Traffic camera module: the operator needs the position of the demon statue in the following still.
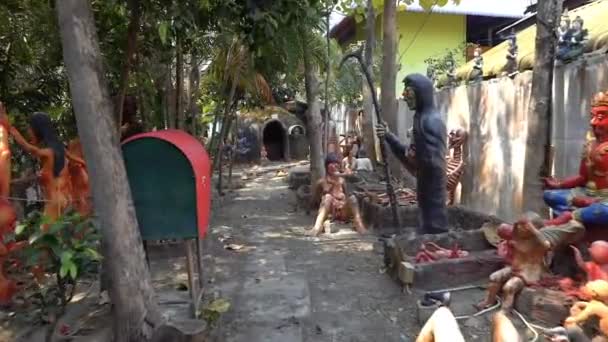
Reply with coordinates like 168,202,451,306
376,74,448,234
544,90,608,229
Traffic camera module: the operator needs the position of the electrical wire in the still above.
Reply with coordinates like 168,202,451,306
400,0,440,58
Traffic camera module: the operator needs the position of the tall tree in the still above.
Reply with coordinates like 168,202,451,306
115,0,140,133
362,0,377,162
522,0,563,213
301,30,326,185
55,1,162,340
380,0,398,176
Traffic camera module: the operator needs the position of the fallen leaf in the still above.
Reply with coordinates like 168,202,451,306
207,298,231,313
225,244,245,251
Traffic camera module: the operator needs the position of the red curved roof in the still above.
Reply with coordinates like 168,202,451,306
122,129,211,238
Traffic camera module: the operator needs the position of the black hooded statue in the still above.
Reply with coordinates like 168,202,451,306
380,73,448,234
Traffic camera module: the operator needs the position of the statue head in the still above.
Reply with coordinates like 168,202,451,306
402,74,435,111
513,211,544,239
448,127,467,149
325,152,341,176
474,46,482,58
590,90,608,141
581,280,608,302
28,112,65,177
572,16,584,31
590,240,608,265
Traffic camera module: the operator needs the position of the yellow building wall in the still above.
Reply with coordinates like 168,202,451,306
352,11,466,91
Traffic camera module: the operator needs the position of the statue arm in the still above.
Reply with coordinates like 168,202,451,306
556,159,588,189
66,151,86,167
310,180,324,209
384,131,417,171
9,126,48,158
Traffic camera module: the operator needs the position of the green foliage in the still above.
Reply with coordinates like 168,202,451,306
337,0,462,23
15,210,101,321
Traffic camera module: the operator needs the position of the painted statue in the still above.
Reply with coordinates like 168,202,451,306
469,46,484,83
556,9,573,61
376,74,448,234
67,138,91,217
0,102,18,306
10,112,71,229
504,30,518,77
557,13,589,63
308,153,366,236
544,90,608,229
444,54,457,88
477,212,584,311
564,280,608,338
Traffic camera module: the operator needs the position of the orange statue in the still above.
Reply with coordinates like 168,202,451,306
308,153,366,236
67,138,91,217
10,112,71,229
477,212,584,311
564,280,608,337
0,102,18,306
573,241,608,282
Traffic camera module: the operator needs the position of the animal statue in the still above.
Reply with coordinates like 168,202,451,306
544,90,608,230
377,74,448,234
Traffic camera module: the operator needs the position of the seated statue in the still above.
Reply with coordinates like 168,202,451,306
477,212,584,311
544,90,608,228
308,153,366,236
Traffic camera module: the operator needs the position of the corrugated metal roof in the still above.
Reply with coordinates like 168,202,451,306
454,0,608,83
405,0,530,18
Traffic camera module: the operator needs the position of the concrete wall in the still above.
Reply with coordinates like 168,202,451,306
394,54,608,221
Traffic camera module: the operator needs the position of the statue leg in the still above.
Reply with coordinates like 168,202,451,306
492,310,521,342
308,194,332,236
347,195,366,234
415,307,465,342
575,203,608,227
477,267,511,309
501,276,525,311
544,189,579,217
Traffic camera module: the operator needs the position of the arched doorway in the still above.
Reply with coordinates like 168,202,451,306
262,120,287,161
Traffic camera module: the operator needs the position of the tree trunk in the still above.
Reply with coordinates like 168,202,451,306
115,0,140,133
302,32,325,186
362,0,377,163
188,54,201,135
55,1,162,341
522,0,562,213
165,65,175,129
175,34,184,130
381,0,399,177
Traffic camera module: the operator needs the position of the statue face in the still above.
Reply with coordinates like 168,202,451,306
591,107,608,140
560,19,570,30
572,20,582,31
402,86,416,110
326,161,339,176
27,127,39,145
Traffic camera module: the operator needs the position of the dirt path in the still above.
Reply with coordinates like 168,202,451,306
204,164,418,342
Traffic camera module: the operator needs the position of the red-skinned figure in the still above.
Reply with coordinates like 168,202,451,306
544,90,608,227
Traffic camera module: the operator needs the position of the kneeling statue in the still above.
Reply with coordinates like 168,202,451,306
308,153,366,236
